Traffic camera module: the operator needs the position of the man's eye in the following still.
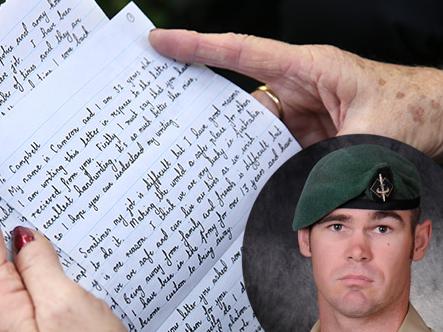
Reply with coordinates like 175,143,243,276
376,225,390,234
329,224,343,231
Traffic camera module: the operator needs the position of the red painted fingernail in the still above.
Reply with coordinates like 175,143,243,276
13,226,35,253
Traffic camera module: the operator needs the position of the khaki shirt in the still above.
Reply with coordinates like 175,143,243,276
310,305,432,332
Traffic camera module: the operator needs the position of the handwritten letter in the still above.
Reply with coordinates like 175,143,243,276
0,3,300,331
0,0,107,117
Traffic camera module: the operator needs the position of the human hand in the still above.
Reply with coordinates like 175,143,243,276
149,29,443,160
0,226,126,332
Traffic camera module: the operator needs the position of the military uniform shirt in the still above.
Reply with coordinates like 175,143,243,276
309,305,432,332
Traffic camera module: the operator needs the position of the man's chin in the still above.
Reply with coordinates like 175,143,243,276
335,291,380,318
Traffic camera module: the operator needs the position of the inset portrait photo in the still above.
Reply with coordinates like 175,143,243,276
243,134,443,332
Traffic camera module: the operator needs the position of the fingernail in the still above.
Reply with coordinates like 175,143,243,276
13,226,35,253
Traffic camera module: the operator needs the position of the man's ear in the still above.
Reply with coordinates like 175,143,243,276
412,219,432,261
298,228,312,257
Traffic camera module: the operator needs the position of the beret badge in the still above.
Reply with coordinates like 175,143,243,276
369,167,394,203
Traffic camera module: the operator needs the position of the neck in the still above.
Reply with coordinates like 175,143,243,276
317,298,410,332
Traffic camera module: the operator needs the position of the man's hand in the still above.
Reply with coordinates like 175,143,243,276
149,29,443,159
0,227,126,332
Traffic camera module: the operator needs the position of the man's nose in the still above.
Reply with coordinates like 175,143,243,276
346,231,373,262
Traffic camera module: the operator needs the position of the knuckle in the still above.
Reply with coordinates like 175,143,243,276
305,44,344,64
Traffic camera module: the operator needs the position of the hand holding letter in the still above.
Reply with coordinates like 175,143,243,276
150,29,443,159
0,227,126,332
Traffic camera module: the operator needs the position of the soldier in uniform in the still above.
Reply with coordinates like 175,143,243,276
293,144,433,332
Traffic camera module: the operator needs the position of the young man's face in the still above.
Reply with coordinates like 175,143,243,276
298,208,431,319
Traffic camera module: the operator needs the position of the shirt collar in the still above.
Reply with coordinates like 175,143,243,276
309,304,432,332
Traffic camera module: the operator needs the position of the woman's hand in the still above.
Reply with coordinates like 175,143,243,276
149,29,443,159
0,226,126,332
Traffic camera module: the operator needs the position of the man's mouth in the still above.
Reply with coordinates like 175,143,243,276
339,274,374,286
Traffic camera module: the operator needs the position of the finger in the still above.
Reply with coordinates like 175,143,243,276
13,227,68,304
0,227,38,332
149,29,303,83
251,90,280,118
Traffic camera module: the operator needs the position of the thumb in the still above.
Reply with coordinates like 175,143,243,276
0,226,38,332
13,228,127,332
13,227,70,306
149,29,303,83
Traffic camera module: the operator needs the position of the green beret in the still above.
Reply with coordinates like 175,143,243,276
292,144,421,230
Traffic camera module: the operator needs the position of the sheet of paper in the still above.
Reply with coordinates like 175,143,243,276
0,0,108,118
0,0,135,327
0,0,108,253
0,2,300,330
